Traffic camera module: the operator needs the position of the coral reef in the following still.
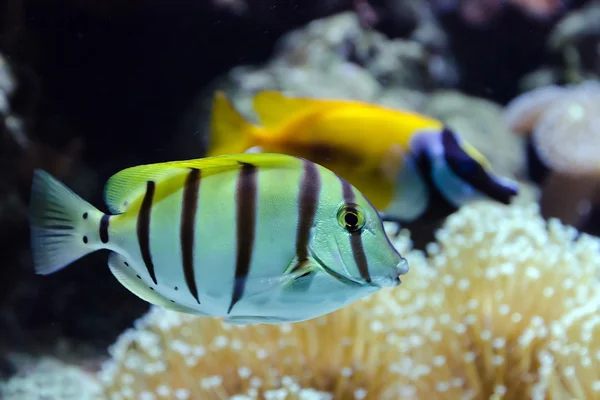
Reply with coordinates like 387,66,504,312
98,201,600,399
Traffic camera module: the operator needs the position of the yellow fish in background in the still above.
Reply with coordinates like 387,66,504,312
207,91,519,224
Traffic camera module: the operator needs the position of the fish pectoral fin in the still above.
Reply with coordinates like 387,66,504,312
223,315,294,325
234,273,301,300
281,257,320,292
107,253,207,315
283,257,319,279
237,259,318,301
103,153,300,213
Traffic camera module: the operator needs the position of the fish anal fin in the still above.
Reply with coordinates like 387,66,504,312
107,253,206,315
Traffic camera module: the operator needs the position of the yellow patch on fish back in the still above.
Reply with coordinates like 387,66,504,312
104,154,302,215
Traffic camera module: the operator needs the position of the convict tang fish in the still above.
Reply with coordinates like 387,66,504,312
29,153,408,324
207,91,519,224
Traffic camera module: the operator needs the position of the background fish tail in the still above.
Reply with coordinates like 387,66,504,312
29,170,106,275
207,91,258,156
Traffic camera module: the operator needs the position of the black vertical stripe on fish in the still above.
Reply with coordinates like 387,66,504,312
339,175,372,283
137,180,158,285
441,127,517,205
181,168,201,304
409,133,457,223
292,159,321,272
228,162,257,314
99,215,110,244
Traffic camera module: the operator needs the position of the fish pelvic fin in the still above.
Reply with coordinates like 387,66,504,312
29,170,107,275
207,91,260,157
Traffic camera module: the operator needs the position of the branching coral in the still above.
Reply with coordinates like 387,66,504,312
99,201,600,399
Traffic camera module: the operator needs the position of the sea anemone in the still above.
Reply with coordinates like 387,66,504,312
504,80,600,229
98,201,600,399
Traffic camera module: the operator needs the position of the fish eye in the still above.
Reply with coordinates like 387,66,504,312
337,203,365,233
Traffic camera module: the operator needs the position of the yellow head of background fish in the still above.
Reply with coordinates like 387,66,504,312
29,153,408,325
207,90,519,223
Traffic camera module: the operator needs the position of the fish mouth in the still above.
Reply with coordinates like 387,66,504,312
310,248,368,288
369,258,408,288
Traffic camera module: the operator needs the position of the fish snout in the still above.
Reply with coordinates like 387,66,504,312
391,257,409,286
372,257,409,288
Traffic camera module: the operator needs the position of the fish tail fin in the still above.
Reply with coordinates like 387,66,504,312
207,91,260,156
29,169,105,275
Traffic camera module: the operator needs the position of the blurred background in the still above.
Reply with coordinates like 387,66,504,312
1,0,600,398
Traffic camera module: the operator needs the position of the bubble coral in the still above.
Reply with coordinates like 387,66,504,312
504,80,600,229
98,200,600,399
0,357,103,400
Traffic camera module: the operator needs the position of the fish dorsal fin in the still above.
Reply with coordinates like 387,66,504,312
207,91,260,157
103,153,301,214
252,91,341,128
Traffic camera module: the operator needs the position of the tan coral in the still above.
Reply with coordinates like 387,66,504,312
505,80,600,176
503,80,600,227
99,202,600,400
